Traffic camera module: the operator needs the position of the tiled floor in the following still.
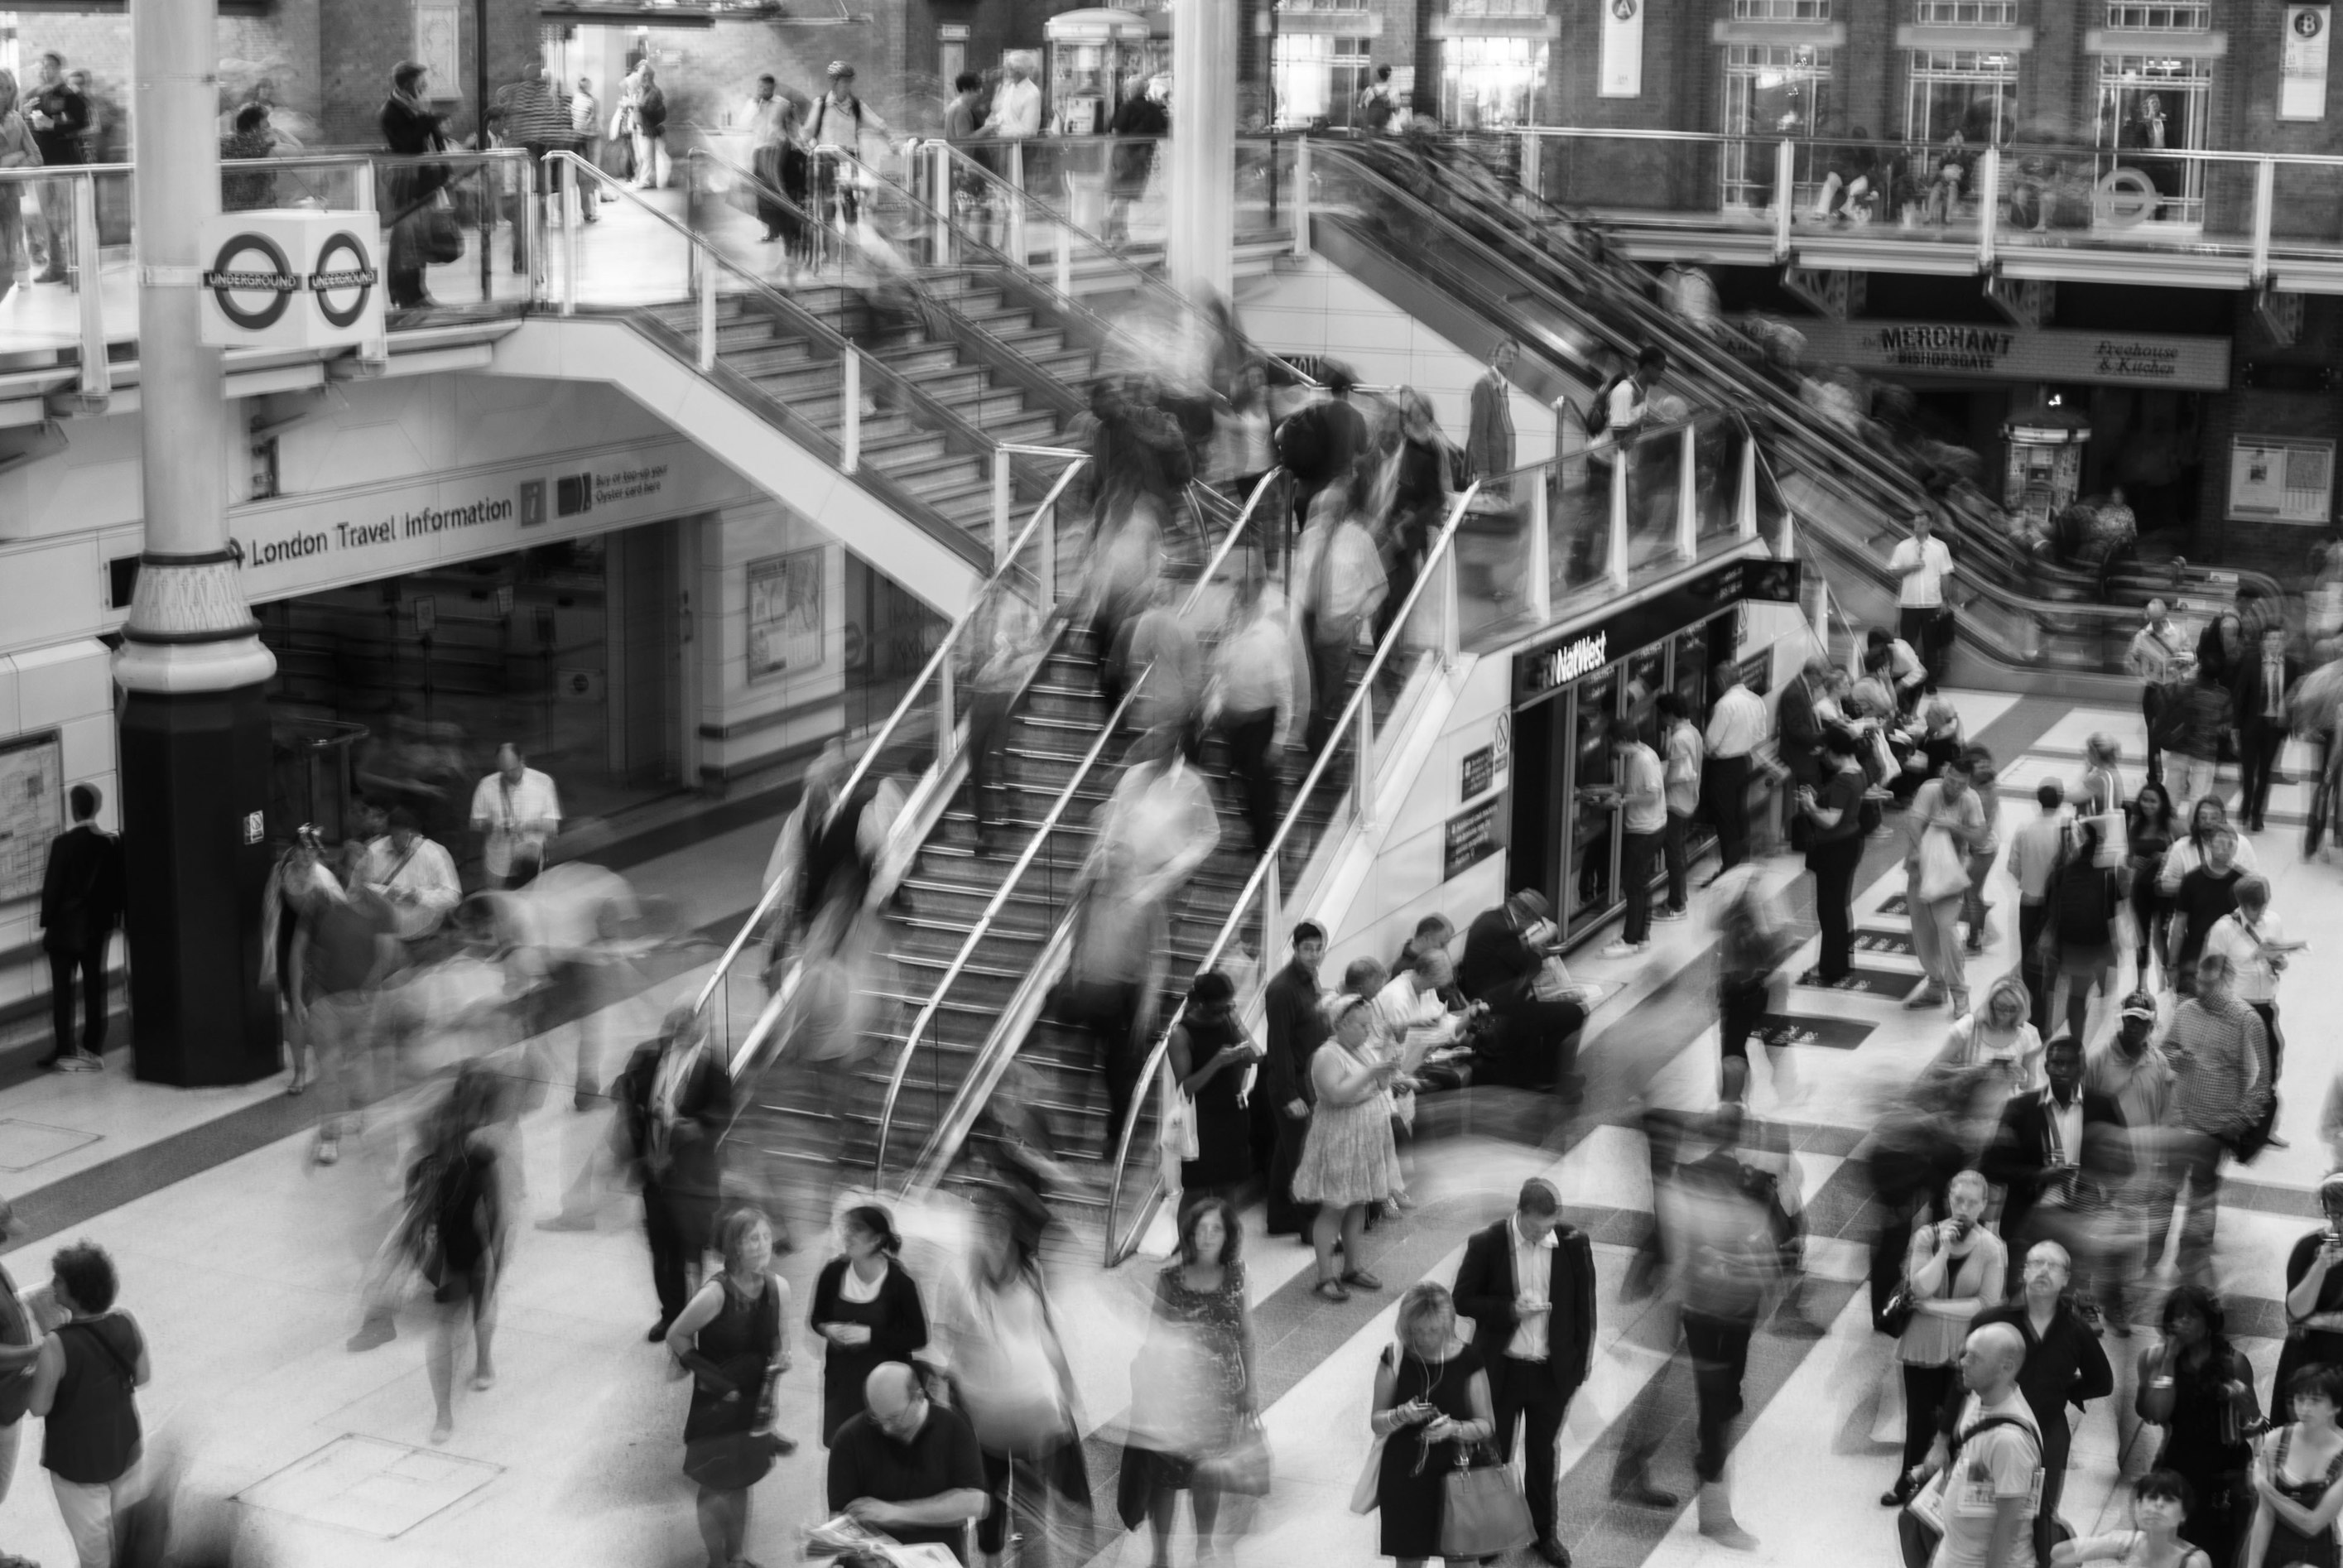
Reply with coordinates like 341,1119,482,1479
0,689,2329,1567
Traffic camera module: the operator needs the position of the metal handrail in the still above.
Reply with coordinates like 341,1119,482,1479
1100,479,1482,1267
686,450,1090,1043
868,465,1285,1183
1504,123,2343,171
917,137,1321,389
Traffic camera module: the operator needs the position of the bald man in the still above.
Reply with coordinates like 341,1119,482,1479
828,1362,988,1563
1922,1322,2042,1568
1946,1241,2111,1562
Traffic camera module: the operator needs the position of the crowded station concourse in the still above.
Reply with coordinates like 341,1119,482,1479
12,1,2343,1566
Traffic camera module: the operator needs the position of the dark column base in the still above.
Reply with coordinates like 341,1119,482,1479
119,682,280,1086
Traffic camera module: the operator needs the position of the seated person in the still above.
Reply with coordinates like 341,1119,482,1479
1456,890,1590,1094
827,1362,989,1564
1389,913,1465,1008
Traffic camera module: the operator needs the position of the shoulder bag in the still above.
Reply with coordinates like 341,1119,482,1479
1198,1413,1273,1496
1917,822,1969,903
1438,1441,1537,1559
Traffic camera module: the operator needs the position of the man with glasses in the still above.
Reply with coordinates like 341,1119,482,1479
829,1362,989,1562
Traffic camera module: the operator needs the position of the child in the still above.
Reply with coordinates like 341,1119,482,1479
2049,1469,2209,1568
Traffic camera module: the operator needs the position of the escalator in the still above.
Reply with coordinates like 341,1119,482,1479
1299,138,2271,676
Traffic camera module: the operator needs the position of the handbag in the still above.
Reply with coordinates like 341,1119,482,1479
1917,824,1968,902
1199,1416,1273,1496
1436,1443,1537,1560
420,192,465,264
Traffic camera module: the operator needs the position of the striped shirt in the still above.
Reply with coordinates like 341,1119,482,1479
505,81,574,147
2165,994,2270,1140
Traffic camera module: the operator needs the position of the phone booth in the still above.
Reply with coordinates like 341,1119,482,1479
1045,8,1171,134
2002,401,2091,535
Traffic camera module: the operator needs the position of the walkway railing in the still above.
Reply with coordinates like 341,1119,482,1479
868,467,1286,1186
1099,480,1482,1267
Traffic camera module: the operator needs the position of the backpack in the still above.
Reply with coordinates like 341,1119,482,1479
1274,406,1327,483
1583,373,1629,439
2052,858,2113,947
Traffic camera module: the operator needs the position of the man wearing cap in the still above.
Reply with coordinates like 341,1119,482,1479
1459,890,1587,1095
2129,599,2187,782
2089,990,2177,1331
1454,1178,1604,1565
1262,921,1330,1239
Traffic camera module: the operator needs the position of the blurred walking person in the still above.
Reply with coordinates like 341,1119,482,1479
2044,820,2124,1046
1210,574,1299,858
38,784,123,1072
2162,953,2273,1287
1903,753,1989,1015
1659,693,1706,921
303,848,400,1166
1794,732,1867,986
2084,989,2175,1331
1167,970,1260,1206
762,740,901,953
811,1205,929,1446
1714,875,1797,1104
670,1208,795,1568
1119,578,1205,761
410,1062,511,1443
940,1198,1091,1568
29,1242,147,1568
621,1006,732,1344
1378,390,1451,645
2204,873,2293,1089
1296,464,1388,755
958,579,1047,854
1083,489,1166,710
1122,1196,1258,1568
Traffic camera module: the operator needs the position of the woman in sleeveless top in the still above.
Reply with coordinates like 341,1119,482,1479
1368,1281,1493,1566
671,1209,794,1568
1295,994,1404,1302
1123,1196,1255,1568
1168,970,1258,1202
2052,1468,2210,1568
2246,1365,2343,1568
1885,1170,2006,1506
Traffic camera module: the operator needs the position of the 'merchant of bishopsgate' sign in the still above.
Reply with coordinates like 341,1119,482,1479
1754,315,2231,391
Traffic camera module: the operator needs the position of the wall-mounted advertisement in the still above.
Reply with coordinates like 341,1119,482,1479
2284,4,2332,121
748,549,826,682
2229,435,2336,525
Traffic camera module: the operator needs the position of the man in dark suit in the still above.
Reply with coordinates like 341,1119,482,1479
2231,624,2301,834
1774,654,1830,795
1259,919,1330,1239
37,784,124,1070
1453,1178,1625,1566
1980,1033,2127,1263
618,1004,733,1342
1458,891,1586,1094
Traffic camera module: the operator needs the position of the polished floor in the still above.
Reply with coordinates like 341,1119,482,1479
0,687,2329,1567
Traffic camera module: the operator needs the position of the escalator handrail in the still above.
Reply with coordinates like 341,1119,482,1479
868,467,1286,1183
686,451,1091,1042
911,137,1321,391
1301,140,2283,615
1101,479,1483,1268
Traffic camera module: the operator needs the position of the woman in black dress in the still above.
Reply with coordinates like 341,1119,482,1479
809,1204,928,1445
378,61,450,309
671,1208,794,1568
1168,970,1259,1204
1369,1281,1495,1566
414,1061,508,1446
2275,1181,2343,1405
2139,1284,2260,1568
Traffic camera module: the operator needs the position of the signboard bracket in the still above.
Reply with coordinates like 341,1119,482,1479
1780,265,1862,322
1983,275,2055,330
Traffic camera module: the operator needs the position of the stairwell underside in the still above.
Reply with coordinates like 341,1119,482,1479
485,315,989,620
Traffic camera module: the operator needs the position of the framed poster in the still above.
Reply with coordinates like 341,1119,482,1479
748,549,825,682
1600,0,1644,97
0,730,65,905
2228,435,2336,525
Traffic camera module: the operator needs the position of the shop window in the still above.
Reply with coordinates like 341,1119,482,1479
1915,0,2015,19
1908,49,2018,150
2095,51,2211,226
1732,0,1829,18
1441,35,1548,129
1448,0,1547,16
1722,44,1832,208
1273,32,1373,129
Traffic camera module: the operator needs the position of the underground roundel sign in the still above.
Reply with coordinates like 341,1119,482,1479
204,231,301,330
197,210,387,349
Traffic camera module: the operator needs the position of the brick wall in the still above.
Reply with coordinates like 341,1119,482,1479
12,12,323,161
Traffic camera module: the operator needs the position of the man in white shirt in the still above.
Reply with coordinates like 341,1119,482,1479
361,806,461,943
1922,1322,2040,1568
1657,692,1703,921
982,55,1042,167
1889,510,1957,682
1702,661,1769,879
1213,583,1299,858
2204,874,2294,1089
1604,726,1668,959
469,743,561,888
